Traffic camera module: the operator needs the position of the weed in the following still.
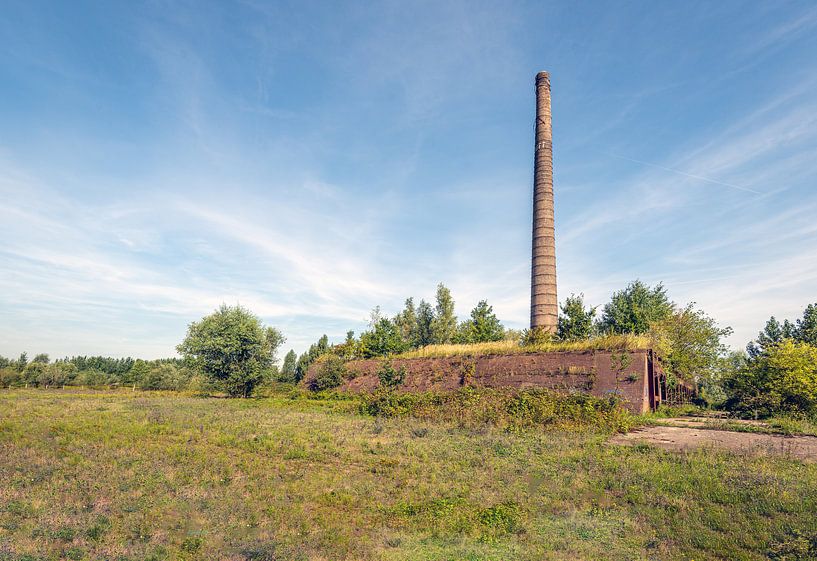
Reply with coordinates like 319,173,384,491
181,536,204,553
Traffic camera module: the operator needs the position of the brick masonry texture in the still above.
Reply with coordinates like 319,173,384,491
305,350,657,413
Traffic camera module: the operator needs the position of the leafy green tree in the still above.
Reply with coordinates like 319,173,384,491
598,280,674,335
724,340,817,415
458,300,505,343
376,361,406,389
127,359,150,386
650,303,733,389
415,300,435,347
294,334,330,382
431,283,457,344
0,356,10,369
16,352,28,372
139,363,184,391
795,303,817,346
177,305,285,397
331,331,362,360
747,316,796,358
294,353,310,382
22,362,45,386
280,350,297,382
0,367,22,388
394,298,418,347
360,318,407,358
32,353,49,364
557,294,596,341
309,355,347,391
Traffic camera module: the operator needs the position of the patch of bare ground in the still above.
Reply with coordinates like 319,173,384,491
610,422,817,462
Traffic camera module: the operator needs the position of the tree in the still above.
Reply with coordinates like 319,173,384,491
177,305,285,397
394,298,418,347
15,352,28,372
431,283,457,344
557,294,596,341
650,303,732,390
360,318,407,358
747,316,795,358
280,350,297,382
376,360,406,389
294,334,330,382
32,353,50,364
294,353,310,383
139,363,185,391
724,340,817,415
598,280,674,335
331,331,361,361
415,300,435,347
127,359,151,386
795,303,817,346
458,300,505,343
309,355,347,391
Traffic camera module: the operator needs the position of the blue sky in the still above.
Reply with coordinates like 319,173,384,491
2,1,817,359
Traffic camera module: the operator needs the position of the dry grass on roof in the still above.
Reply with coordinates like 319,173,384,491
394,333,652,359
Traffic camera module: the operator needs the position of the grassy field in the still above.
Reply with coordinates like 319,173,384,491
1,390,816,560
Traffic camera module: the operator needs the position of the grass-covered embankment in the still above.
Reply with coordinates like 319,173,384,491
1,388,816,560
394,334,650,359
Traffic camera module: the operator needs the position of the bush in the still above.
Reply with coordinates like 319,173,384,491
75,369,114,388
376,361,405,389
309,355,347,391
520,326,556,346
360,387,635,433
724,340,817,416
0,367,22,388
138,364,189,391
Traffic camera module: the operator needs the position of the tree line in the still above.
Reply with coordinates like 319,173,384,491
3,282,815,418
284,283,509,383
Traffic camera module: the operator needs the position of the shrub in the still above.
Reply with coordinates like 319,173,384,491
724,340,817,416
360,387,634,433
76,369,114,388
0,367,22,388
520,326,556,346
309,355,347,391
138,364,186,391
376,361,406,389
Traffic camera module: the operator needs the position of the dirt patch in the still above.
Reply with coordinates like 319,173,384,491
657,417,768,428
610,425,817,462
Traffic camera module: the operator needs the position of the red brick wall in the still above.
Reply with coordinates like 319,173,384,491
305,350,654,413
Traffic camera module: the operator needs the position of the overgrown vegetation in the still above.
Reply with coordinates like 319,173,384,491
309,355,348,391
3,285,815,421
360,387,636,433
1,389,815,560
395,333,651,359
294,283,512,372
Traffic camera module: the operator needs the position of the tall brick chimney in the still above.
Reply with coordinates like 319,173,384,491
530,71,558,332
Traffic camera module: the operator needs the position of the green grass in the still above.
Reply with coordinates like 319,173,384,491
394,334,651,359
1,389,816,560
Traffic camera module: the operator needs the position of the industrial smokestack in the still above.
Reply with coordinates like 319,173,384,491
530,71,558,332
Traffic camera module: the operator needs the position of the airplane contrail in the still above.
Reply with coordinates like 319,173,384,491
607,153,763,195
